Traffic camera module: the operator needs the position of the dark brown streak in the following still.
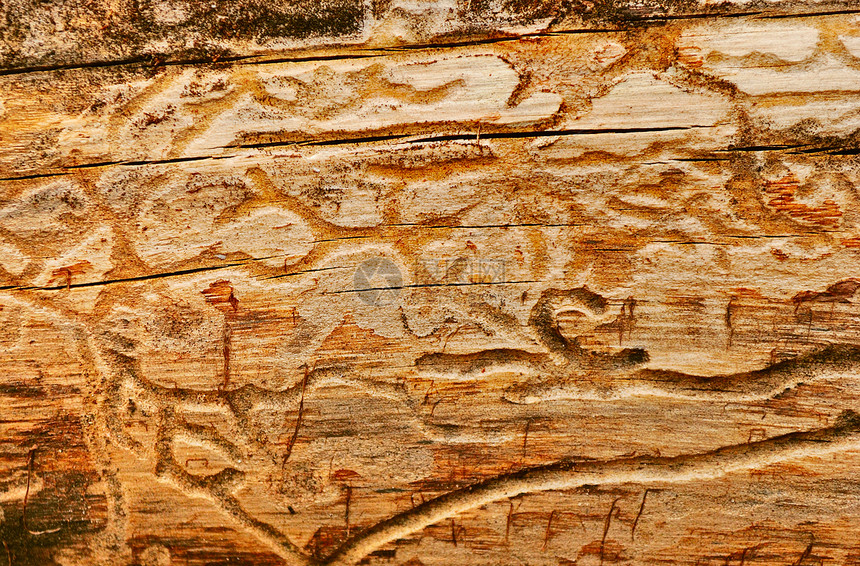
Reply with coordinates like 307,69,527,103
600,497,622,566
505,500,517,544
542,510,557,551
345,485,352,537
18,448,57,538
793,539,814,566
449,518,466,547
725,297,736,349
631,489,652,541
521,420,532,463
422,381,436,405
282,366,310,467
430,398,443,417
21,449,35,533
222,324,232,390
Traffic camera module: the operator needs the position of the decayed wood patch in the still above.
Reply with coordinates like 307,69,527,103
2,5,860,566
3,0,860,72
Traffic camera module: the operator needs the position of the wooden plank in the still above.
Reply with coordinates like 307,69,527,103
1,6,860,566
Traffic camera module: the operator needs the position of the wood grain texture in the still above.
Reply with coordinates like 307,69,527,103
1,3,860,565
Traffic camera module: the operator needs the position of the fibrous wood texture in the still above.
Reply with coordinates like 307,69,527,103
2,2,860,565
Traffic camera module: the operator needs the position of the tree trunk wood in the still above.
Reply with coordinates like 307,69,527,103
1,2,860,565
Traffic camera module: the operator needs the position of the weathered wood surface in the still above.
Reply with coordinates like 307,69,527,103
2,3,860,565
3,0,860,72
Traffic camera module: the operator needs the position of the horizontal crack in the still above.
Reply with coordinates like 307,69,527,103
380,222,585,229
0,154,224,182
237,125,711,151
756,7,860,19
1,6,857,78
0,126,710,182
719,144,811,153
0,263,245,292
0,254,298,292
331,280,538,295
0,50,387,78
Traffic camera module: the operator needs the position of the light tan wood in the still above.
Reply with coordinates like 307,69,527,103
1,4,860,566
